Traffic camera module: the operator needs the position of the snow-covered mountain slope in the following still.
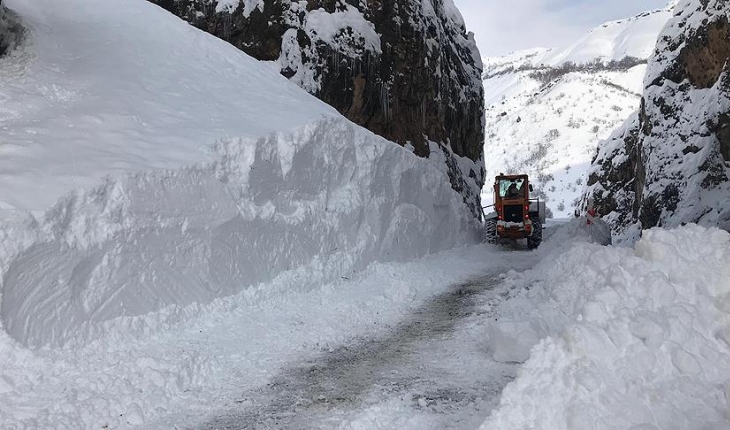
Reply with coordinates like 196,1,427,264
584,0,730,235
481,5,672,218
544,8,673,67
0,0,481,349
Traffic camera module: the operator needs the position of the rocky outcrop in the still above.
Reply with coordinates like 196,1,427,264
584,0,730,233
148,0,485,216
0,0,23,57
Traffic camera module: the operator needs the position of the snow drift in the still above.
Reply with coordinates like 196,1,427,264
482,224,730,430
0,0,481,348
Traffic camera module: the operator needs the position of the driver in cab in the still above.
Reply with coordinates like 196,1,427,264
506,182,521,198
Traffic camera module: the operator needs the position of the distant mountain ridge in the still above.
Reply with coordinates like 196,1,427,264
481,5,672,218
484,4,674,77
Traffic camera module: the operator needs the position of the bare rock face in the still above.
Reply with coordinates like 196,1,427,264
584,0,730,233
148,0,485,217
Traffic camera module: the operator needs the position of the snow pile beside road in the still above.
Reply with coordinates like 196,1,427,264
0,117,480,348
0,0,481,349
541,217,612,252
482,224,730,429
486,218,611,363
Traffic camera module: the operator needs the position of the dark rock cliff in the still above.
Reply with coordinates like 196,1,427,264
0,0,23,57
584,0,730,233
148,0,485,217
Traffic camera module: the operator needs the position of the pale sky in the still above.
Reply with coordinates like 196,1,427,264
452,0,670,57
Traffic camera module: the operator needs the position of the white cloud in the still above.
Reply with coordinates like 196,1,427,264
453,0,670,57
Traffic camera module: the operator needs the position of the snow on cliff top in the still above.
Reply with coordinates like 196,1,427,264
0,0,336,212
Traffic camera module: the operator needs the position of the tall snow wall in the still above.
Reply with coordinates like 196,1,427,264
0,118,482,348
584,0,730,234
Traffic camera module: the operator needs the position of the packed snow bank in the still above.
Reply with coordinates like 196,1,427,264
486,218,611,363
0,118,480,348
482,224,730,429
0,0,481,348
541,216,612,252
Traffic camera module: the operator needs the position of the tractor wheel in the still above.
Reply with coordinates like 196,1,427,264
527,221,542,249
484,218,498,244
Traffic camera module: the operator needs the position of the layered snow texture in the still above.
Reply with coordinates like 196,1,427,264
585,0,730,234
0,0,481,348
481,6,671,218
482,224,730,430
1,119,481,348
0,0,338,212
151,0,486,172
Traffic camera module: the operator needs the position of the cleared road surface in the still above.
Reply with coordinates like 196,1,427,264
196,261,532,430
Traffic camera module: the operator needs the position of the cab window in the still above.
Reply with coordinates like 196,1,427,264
498,179,525,198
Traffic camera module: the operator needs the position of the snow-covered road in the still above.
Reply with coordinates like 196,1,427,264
120,245,540,430
197,272,519,430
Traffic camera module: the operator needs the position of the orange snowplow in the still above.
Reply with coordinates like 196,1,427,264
483,174,546,249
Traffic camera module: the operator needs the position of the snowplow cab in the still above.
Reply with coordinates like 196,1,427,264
483,174,545,249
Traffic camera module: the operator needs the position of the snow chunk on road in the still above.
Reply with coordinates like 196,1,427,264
481,224,730,430
487,320,546,363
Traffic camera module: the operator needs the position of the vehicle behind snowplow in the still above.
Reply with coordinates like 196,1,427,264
483,174,546,249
